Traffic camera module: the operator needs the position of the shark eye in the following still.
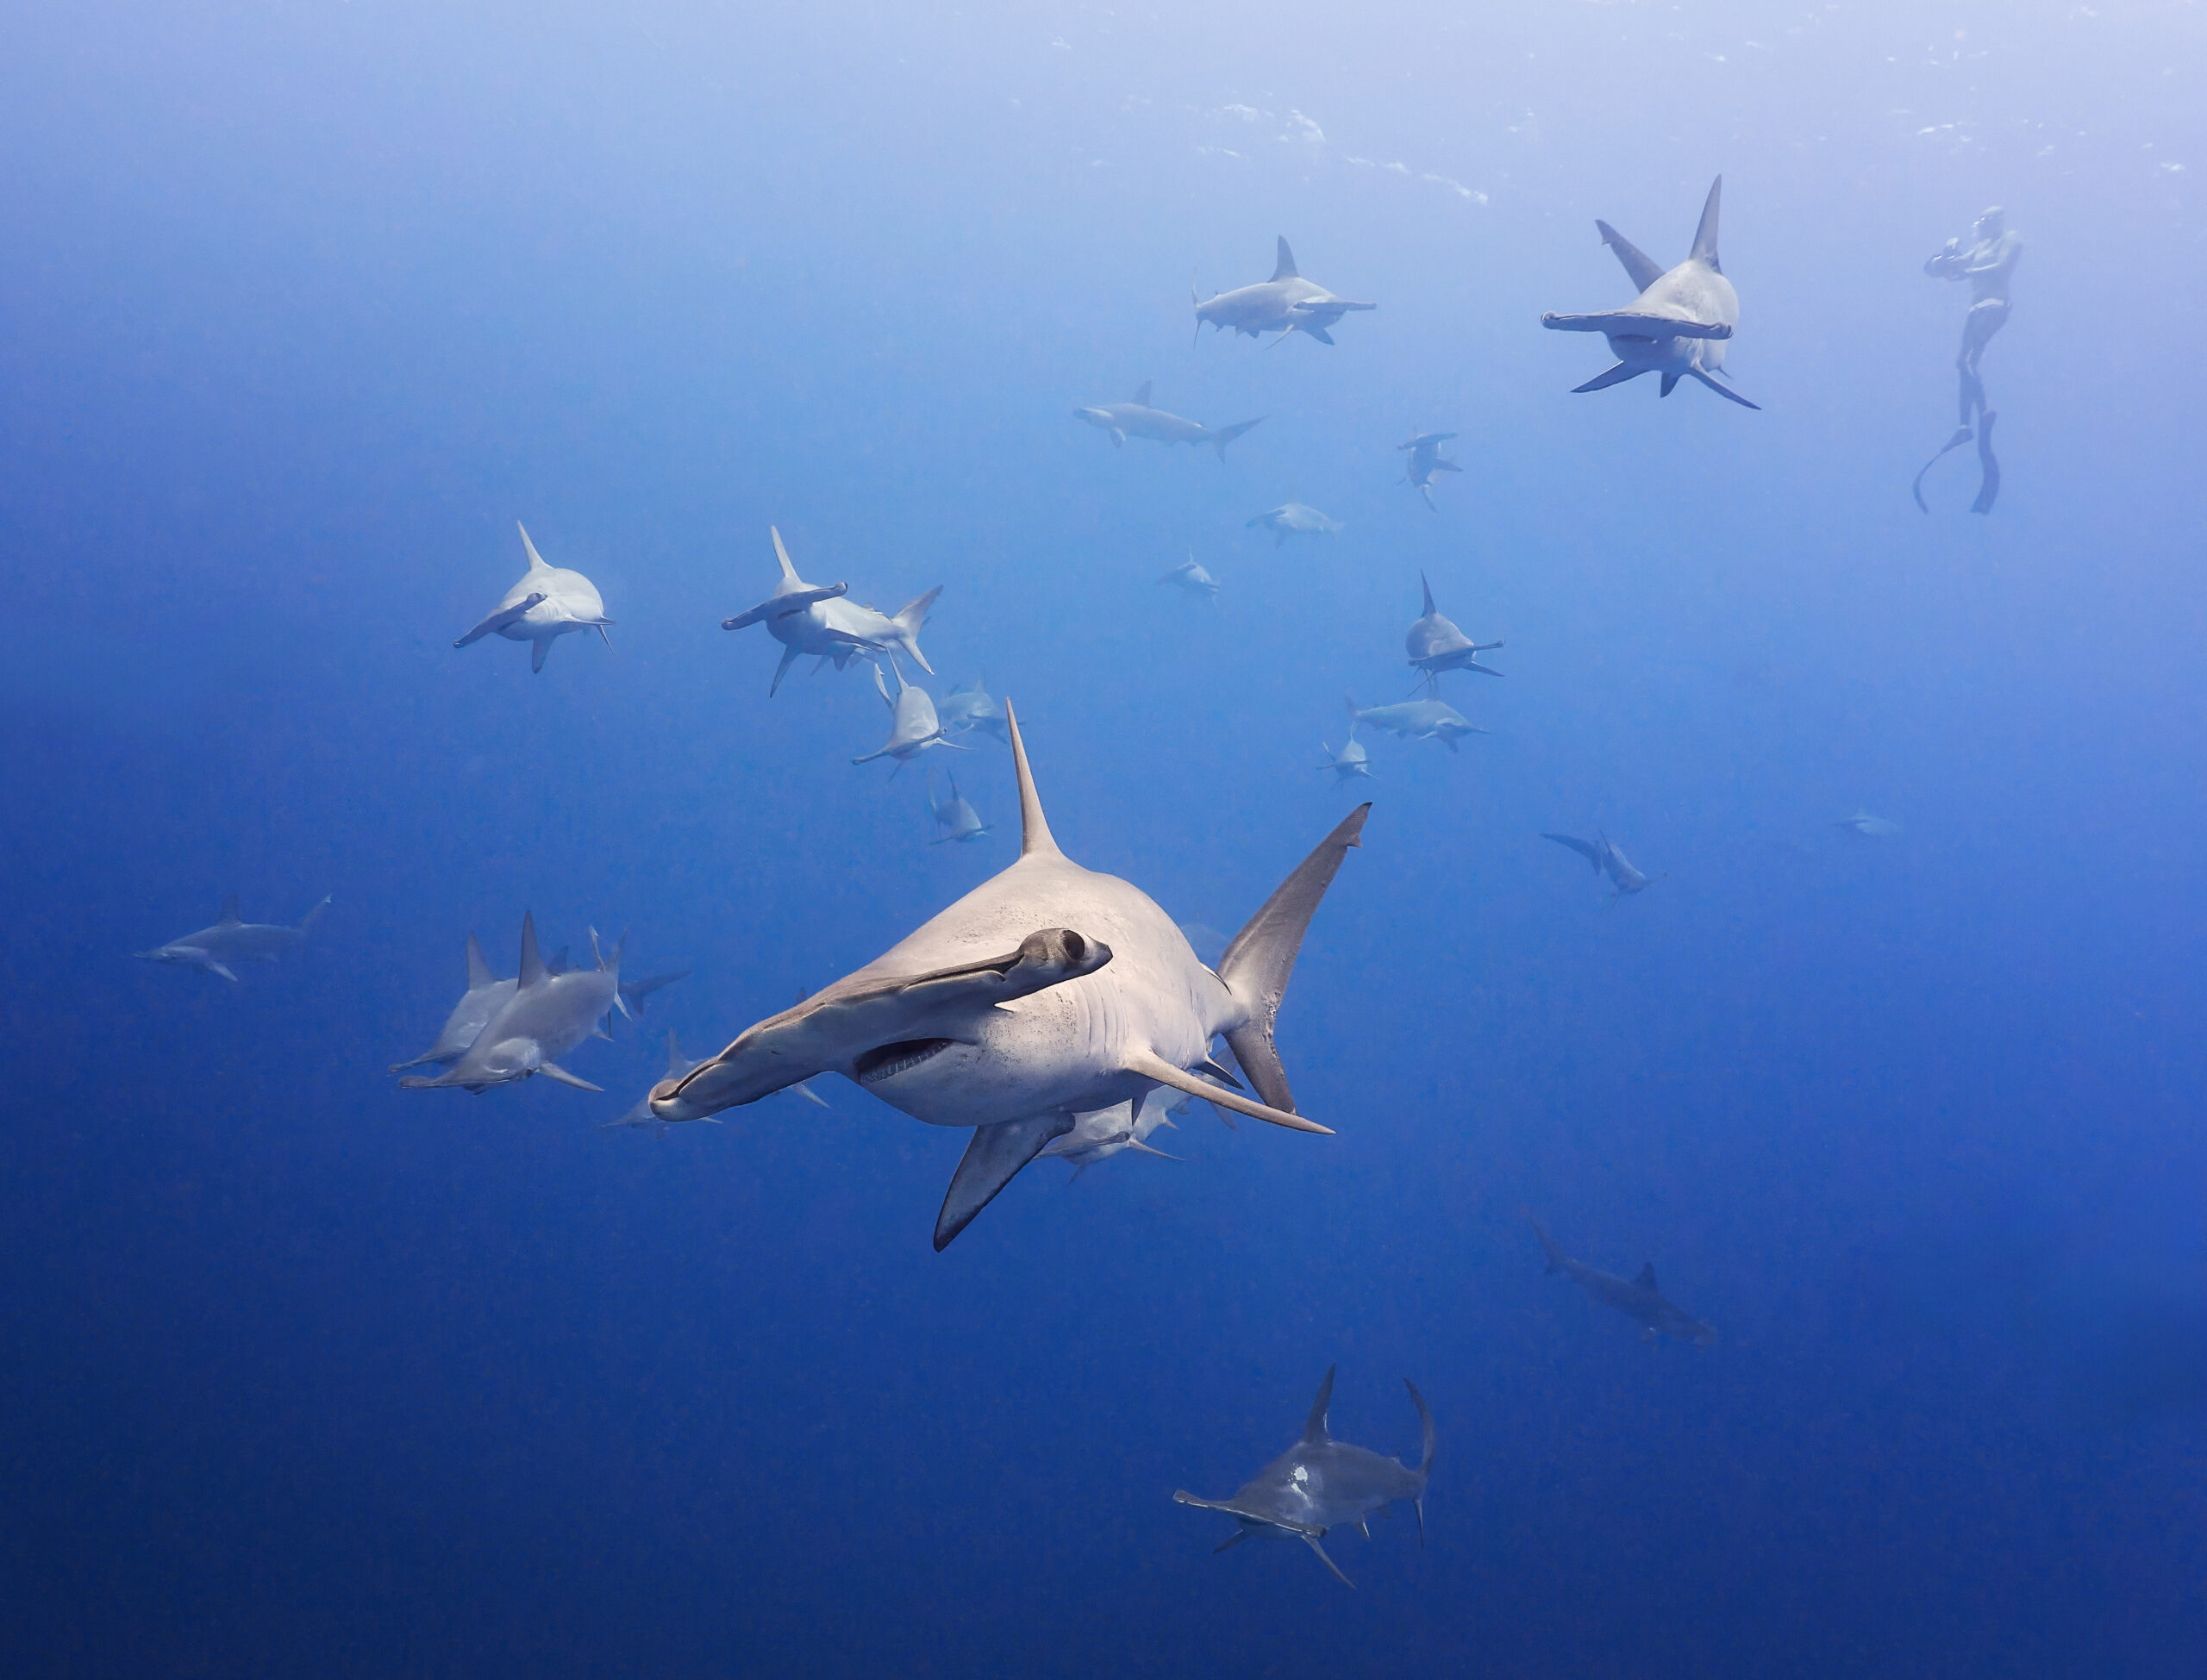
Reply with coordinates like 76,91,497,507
1059,931,1086,964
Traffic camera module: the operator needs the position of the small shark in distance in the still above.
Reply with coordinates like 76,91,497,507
399,915,626,1094
1397,432,1462,509
938,678,1010,743
1160,554,1222,604
1541,177,1759,409
1347,683,1486,753
136,894,330,984
927,769,991,844
1041,1087,1180,1179
1541,830,1659,896
1405,574,1504,681
721,528,939,696
854,657,963,775
1246,501,1343,549
1073,381,1264,460
1523,1208,1716,1346
1194,238,1376,347
1317,711,1373,783
453,523,614,674
391,933,686,1072
1835,809,1902,838
648,703,1370,1249
1175,1365,1435,1588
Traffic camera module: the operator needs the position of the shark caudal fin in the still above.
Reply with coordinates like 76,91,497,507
1522,1205,1566,1273
1303,1364,1336,1444
1271,236,1298,282
464,931,495,991
891,587,941,675
295,896,332,935
1210,417,1265,461
1003,700,1060,859
1689,176,1722,271
1215,804,1370,1115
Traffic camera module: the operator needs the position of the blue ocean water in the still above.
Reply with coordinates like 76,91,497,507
4,2,2204,1672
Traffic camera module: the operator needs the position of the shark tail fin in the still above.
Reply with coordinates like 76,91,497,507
218,893,241,924
770,526,799,582
1271,235,1298,282
464,931,495,990
296,896,332,935
1210,417,1265,461
1522,1204,1566,1273
1405,1377,1435,1477
1690,176,1722,271
1216,804,1370,1114
1303,1364,1336,1443
892,586,941,675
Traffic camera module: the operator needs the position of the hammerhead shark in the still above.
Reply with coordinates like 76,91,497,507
607,1031,827,1135
647,703,1371,1249
1074,381,1264,460
1541,830,1658,896
137,894,330,984
1042,1087,1179,1179
454,523,614,674
1524,1208,1716,1346
1160,555,1222,604
1397,433,1462,509
1541,177,1759,409
399,914,626,1094
938,679,1010,743
1175,1365,1435,1588
722,528,939,696
1195,238,1376,347
927,769,990,844
854,658,962,774
1246,501,1343,548
1405,574,1504,681
1835,809,1902,838
391,932,686,1071
1316,713,1372,783
1347,683,1486,753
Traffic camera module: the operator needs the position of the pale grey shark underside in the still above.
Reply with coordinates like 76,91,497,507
1541,177,1760,409
1835,809,1902,838
1041,1086,1179,1177
649,703,1372,1249
937,678,1010,743
1541,829,1659,896
136,894,330,984
453,523,613,674
1160,554,1222,603
1524,1207,1716,1346
1175,1365,1435,1588
1195,238,1376,347
1074,381,1264,460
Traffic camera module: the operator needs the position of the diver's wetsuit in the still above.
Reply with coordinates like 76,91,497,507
1917,209,2022,514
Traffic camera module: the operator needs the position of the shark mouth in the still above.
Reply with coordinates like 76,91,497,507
853,1038,960,1085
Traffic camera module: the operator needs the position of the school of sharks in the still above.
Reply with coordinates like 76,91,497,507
137,179,1923,1592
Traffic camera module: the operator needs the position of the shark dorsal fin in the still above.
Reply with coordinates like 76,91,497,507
464,931,494,990
217,893,241,924
1132,379,1154,407
1004,700,1060,859
1302,1364,1336,1443
1420,571,1437,618
516,521,551,572
1689,176,1722,272
1636,1261,1658,1293
664,1028,685,1077
769,526,799,583
1271,236,1298,282
516,911,547,990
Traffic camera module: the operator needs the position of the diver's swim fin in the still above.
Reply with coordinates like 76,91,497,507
1911,427,1975,512
1969,411,2000,515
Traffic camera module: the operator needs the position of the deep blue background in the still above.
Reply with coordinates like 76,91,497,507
4,3,2204,1673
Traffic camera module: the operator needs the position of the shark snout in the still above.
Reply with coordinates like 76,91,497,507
1072,407,1111,427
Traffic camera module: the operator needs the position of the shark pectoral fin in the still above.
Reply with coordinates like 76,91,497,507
1303,325,1336,346
1126,1140,1181,1160
1569,363,1646,394
538,1063,603,1093
725,584,846,631
208,961,240,984
531,638,550,674
790,1081,831,1109
1110,428,1124,447
1124,1050,1331,1135
1212,1529,1251,1555
1304,1534,1355,1588
1688,368,1761,410
453,592,548,648
934,1111,1077,1251
1660,372,1679,397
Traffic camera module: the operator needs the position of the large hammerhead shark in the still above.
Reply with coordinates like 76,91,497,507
1196,238,1376,347
648,704,1371,1248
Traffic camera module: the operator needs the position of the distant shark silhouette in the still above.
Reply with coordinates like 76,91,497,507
1160,554,1222,604
391,932,685,1072
136,894,330,984
1524,1208,1716,1346
399,914,626,1094
1542,177,1759,409
1074,381,1264,460
1246,501,1343,548
1195,238,1376,347
1348,682,1485,753
1397,432,1462,509
937,678,1010,742
1317,709,1372,783
1835,809,1902,838
1405,574,1504,681
454,523,613,674
1042,1087,1180,1178
607,1030,826,1135
927,769,991,844
649,703,1369,1249
722,528,938,696
1541,830,1659,896
1175,1365,1435,1588
854,657,963,774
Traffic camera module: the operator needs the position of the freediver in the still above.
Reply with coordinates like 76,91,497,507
1916,206,2021,514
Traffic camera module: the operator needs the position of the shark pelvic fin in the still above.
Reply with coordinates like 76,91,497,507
1004,700,1060,859
537,1062,603,1093
1689,175,1722,271
531,637,550,674
1123,1049,1331,1135
1216,804,1370,1115
1304,1364,1336,1443
1271,235,1297,282
935,1112,1076,1250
